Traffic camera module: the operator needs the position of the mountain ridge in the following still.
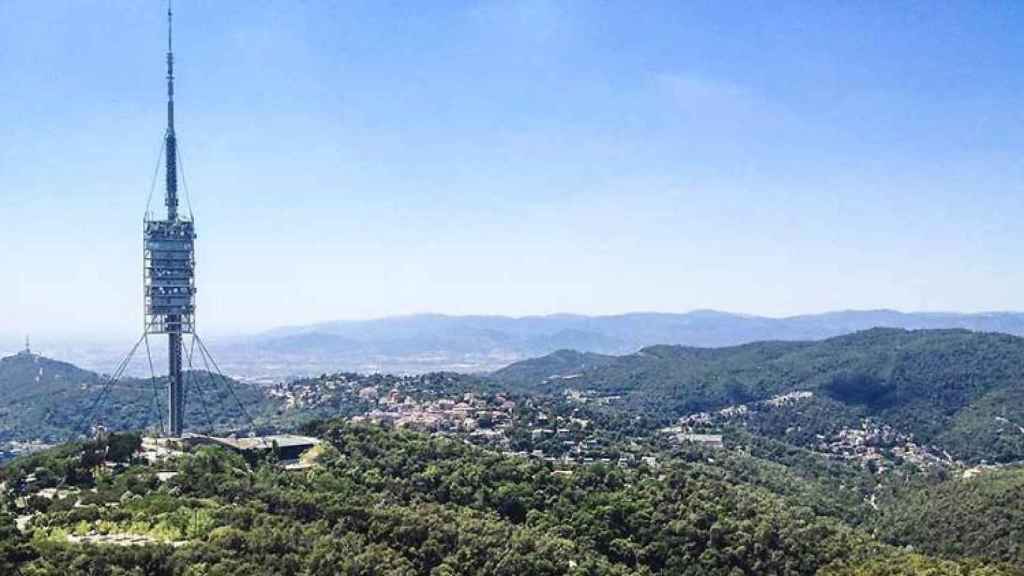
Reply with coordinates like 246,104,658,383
493,327,1024,463
18,309,1024,379
213,309,1024,376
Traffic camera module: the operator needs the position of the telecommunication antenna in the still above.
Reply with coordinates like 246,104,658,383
72,4,255,440
142,4,195,437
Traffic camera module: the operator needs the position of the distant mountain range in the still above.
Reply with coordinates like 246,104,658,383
212,309,1024,377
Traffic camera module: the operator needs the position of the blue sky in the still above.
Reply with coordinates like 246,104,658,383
2,1,1023,338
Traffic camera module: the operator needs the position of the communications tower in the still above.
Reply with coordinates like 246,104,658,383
73,6,253,442
144,6,195,437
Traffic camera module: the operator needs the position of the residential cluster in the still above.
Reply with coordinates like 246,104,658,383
274,376,662,471
265,371,482,413
351,390,516,435
819,420,951,472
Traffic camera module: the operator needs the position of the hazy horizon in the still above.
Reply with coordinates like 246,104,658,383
6,306,1024,347
4,1,1023,338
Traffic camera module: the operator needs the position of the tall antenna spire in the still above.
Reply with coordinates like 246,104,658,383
165,1,179,220
161,1,185,437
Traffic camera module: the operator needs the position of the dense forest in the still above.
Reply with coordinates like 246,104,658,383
2,425,1022,575
873,468,1024,567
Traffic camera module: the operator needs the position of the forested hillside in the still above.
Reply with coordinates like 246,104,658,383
874,468,1024,567
495,328,1024,463
2,424,1020,575
0,351,276,445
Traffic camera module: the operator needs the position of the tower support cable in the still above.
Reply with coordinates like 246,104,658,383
194,334,257,433
184,335,215,434
143,333,165,435
71,333,146,441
